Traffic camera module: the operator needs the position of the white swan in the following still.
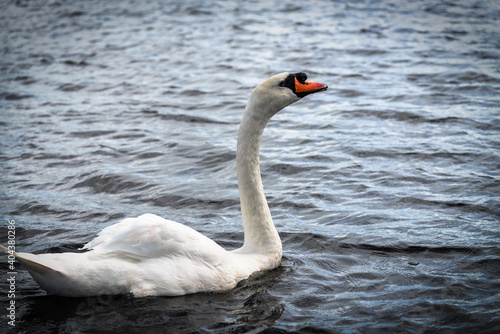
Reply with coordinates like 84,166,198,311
1,72,327,297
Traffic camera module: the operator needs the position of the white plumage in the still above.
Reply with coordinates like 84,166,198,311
2,72,326,297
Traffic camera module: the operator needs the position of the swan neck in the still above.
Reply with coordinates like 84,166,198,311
236,103,281,254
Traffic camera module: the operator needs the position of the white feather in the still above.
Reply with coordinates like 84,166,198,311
2,72,326,297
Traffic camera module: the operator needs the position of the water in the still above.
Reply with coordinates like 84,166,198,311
1,0,499,332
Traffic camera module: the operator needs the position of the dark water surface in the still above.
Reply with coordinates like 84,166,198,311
1,0,500,333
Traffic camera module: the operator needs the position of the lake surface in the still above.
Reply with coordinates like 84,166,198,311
1,0,499,333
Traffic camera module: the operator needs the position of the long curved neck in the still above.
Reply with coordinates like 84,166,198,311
236,99,282,254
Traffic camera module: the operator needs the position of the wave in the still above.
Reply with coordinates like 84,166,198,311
141,109,228,124
71,172,153,195
344,109,498,130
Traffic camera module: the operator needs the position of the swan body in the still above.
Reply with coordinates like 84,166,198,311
3,72,327,297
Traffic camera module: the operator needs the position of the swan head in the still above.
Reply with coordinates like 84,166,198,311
247,72,328,119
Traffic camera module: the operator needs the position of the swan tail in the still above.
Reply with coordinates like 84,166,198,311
0,244,65,279
0,244,12,255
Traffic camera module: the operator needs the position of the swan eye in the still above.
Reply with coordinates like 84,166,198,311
278,81,285,87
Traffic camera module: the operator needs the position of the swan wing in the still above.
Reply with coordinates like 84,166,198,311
82,213,224,261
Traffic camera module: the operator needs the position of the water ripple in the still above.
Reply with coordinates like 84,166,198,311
1,0,499,332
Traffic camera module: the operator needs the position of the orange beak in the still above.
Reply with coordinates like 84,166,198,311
294,78,328,97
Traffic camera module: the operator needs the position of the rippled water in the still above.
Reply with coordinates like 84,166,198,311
1,0,500,332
